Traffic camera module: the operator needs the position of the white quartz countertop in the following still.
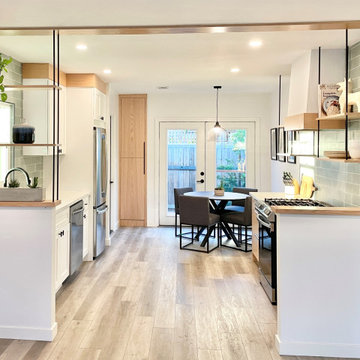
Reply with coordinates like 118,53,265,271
56,191,90,212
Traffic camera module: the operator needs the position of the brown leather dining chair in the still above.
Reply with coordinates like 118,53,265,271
178,195,220,253
220,195,253,252
174,187,193,237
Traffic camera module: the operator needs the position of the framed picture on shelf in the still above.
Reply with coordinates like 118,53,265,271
286,131,296,164
277,127,286,162
270,128,277,160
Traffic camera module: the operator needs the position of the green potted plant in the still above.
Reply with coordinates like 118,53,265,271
0,54,13,102
214,180,225,196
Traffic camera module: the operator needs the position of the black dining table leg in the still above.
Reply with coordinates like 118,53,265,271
222,221,241,247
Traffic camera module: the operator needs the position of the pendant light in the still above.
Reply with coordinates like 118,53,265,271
209,85,228,142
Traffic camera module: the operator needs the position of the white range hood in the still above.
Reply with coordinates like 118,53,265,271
285,49,346,131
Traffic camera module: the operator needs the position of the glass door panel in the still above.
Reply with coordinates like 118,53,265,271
159,122,205,225
206,122,255,191
216,129,247,191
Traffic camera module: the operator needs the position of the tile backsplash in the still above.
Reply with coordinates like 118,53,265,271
314,159,360,206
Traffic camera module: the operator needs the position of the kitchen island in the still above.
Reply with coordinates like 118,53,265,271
0,201,59,341
251,192,360,358
0,191,90,342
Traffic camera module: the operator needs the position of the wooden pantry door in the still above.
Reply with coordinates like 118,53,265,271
119,94,147,227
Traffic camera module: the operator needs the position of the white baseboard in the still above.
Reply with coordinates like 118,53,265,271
276,334,360,358
112,220,119,232
0,322,57,341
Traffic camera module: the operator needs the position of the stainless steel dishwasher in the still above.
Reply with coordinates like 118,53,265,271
70,200,84,276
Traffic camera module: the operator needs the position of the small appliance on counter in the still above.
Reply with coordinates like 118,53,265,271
12,121,35,144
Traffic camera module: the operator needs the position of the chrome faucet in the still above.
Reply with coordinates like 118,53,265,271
4,167,31,187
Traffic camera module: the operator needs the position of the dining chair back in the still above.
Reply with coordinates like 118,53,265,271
173,187,193,236
178,195,220,253
221,195,253,252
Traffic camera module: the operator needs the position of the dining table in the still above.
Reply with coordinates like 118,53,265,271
184,191,248,248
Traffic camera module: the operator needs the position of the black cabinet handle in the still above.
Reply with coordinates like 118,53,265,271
58,230,65,237
100,116,104,120
83,214,87,219
197,179,205,183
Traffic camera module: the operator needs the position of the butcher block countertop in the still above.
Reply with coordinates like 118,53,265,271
250,192,360,216
0,200,61,207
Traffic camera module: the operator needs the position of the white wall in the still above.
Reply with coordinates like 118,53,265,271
147,92,273,226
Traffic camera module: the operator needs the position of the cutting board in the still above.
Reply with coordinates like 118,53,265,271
300,175,315,198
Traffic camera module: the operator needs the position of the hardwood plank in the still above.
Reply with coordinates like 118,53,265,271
0,340,33,360
47,320,92,360
174,304,198,360
123,316,154,360
198,349,223,360
149,327,174,360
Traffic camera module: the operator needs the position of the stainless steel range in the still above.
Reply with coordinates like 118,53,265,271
255,197,329,304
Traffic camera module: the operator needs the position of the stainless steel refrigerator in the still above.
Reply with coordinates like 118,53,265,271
93,127,108,258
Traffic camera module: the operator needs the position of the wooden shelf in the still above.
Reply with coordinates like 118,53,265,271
316,112,360,121
319,157,360,163
4,85,62,91
0,143,61,147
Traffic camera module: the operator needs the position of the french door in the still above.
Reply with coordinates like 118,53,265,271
159,121,255,225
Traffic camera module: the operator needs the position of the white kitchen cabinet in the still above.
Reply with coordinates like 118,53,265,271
55,217,70,292
23,78,66,156
83,195,90,258
93,88,106,121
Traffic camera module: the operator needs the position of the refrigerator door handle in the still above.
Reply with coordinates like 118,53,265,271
96,205,108,215
101,133,107,198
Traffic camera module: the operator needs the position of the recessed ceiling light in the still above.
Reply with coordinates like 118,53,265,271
212,27,226,33
76,44,87,50
103,69,111,74
157,86,169,90
231,68,240,73
249,40,263,48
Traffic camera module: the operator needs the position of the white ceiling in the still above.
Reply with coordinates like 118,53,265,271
0,0,360,27
1,30,360,93
0,1,360,93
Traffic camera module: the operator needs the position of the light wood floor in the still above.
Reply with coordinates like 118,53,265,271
0,227,354,360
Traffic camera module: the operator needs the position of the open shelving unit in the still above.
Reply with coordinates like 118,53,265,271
0,30,62,203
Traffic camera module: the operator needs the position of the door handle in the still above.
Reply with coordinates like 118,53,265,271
72,208,84,215
96,206,108,215
197,179,204,183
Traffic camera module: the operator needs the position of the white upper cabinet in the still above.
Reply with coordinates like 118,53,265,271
93,89,106,128
23,78,66,156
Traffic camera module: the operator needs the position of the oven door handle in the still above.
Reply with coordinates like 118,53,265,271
256,213,272,229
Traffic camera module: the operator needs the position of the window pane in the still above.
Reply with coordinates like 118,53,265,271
216,129,246,191
167,129,196,213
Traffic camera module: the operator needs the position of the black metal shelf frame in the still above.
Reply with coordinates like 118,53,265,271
51,30,60,202
317,29,351,160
